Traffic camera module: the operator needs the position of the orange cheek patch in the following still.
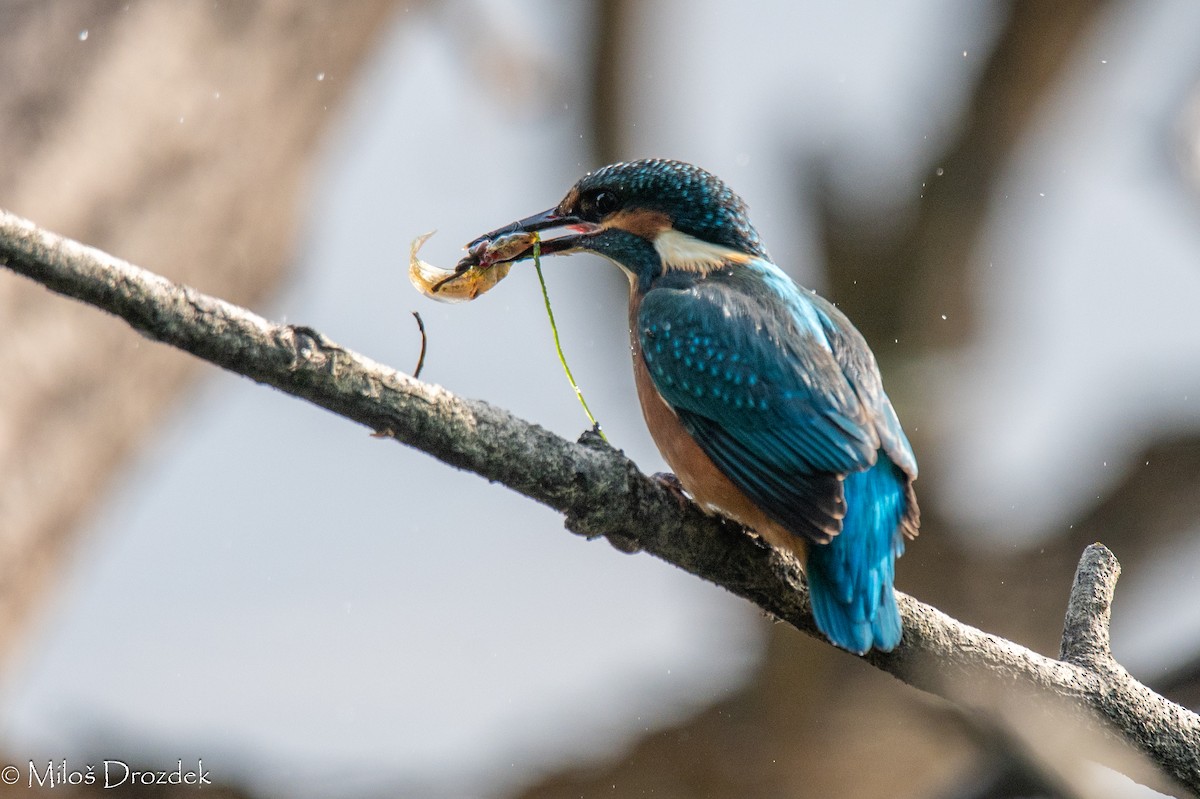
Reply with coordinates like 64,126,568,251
602,209,672,239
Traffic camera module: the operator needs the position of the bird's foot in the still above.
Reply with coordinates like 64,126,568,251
652,472,691,510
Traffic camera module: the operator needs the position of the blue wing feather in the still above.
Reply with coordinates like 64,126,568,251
638,263,884,542
806,291,918,482
638,259,918,653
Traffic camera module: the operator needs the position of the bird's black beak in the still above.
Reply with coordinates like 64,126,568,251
460,206,599,269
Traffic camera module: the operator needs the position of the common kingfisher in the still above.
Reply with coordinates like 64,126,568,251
466,159,919,654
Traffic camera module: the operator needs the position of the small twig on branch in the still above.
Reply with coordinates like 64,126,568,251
410,311,427,380
1,208,1197,792
1061,542,1120,668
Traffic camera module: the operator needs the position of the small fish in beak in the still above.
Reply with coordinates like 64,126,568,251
408,230,536,303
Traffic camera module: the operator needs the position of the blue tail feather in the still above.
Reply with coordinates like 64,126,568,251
806,456,908,654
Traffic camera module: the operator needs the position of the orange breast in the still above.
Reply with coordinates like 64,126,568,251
628,301,807,564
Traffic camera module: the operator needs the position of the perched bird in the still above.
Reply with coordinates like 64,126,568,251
466,159,918,654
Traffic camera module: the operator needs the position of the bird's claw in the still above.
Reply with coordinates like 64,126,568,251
652,472,691,509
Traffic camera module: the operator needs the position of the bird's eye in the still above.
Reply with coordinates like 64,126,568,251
579,190,620,221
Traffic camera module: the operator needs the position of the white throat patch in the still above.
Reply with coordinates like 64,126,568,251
653,229,751,274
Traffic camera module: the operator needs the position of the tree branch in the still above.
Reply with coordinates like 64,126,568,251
2,208,1197,792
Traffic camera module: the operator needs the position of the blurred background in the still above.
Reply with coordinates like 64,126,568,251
1,1,1199,797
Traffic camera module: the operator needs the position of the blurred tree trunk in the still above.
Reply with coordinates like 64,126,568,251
587,0,637,166
0,0,401,668
816,0,1113,353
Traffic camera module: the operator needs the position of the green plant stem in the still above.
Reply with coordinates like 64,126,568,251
533,235,605,440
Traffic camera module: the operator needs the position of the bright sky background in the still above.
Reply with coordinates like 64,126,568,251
1,2,1198,797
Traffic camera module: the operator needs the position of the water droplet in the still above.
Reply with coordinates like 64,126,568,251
940,314,947,320
316,71,325,81
935,167,944,176
213,91,221,100
78,29,89,41
962,50,967,58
